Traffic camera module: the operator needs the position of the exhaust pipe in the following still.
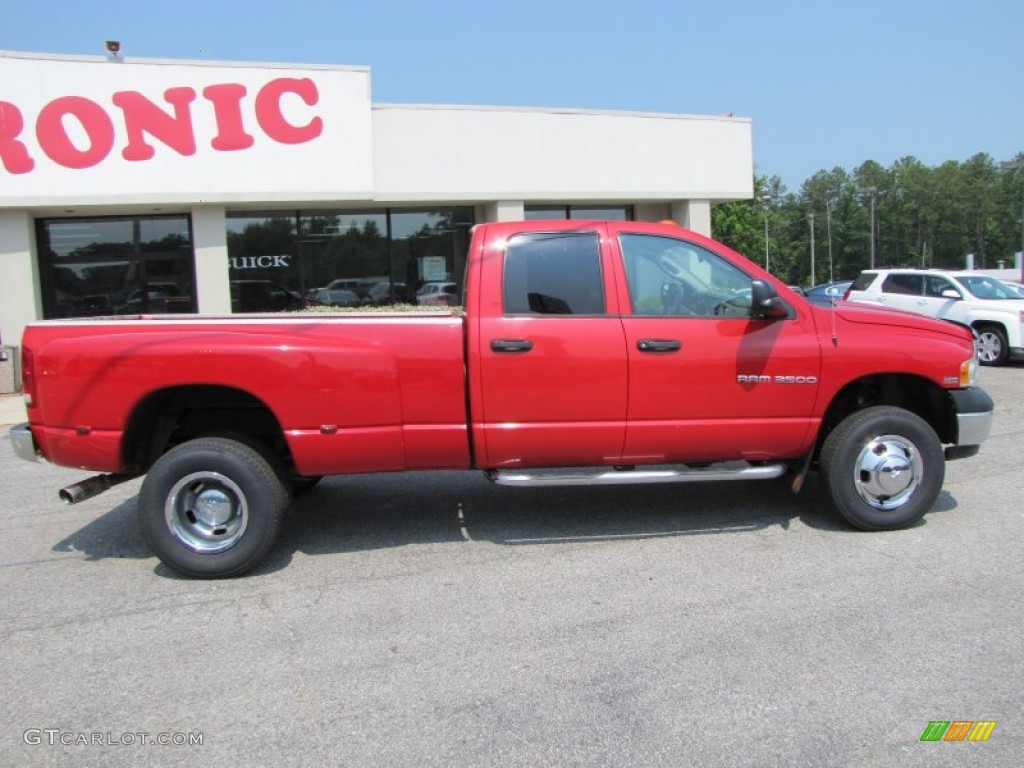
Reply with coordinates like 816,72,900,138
59,473,137,505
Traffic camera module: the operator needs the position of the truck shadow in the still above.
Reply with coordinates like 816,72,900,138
263,472,959,574
51,495,152,561
50,471,959,577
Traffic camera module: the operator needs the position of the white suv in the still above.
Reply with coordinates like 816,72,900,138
845,269,1024,365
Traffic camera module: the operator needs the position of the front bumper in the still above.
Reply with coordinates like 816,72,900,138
9,423,39,463
947,387,994,460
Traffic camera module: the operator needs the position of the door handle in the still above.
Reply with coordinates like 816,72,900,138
637,339,681,353
491,339,534,353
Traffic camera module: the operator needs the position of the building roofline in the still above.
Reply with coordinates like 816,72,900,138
1,50,744,122
374,102,750,123
0,49,370,73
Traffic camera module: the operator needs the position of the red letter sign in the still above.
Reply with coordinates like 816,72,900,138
36,96,115,169
0,101,35,174
255,77,323,145
114,87,198,161
203,83,255,151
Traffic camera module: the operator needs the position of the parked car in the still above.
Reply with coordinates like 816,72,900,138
9,217,991,577
311,288,362,307
804,280,853,307
364,281,416,305
416,282,458,306
845,268,1024,364
10,219,993,578
230,280,306,313
319,278,385,302
115,283,192,314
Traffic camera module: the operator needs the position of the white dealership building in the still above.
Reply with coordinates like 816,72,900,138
0,49,753,367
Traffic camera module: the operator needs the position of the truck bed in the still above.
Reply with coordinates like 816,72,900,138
23,312,471,475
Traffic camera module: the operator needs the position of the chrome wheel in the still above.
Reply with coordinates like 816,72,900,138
140,437,288,577
852,434,923,510
821,406,943,530
976,329,1006,365
165,471,249,553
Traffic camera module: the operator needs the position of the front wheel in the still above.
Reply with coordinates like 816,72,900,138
976,325,1008,366
138,437,289,578
820,406,944,531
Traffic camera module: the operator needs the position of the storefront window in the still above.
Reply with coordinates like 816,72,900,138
36,216,195,318
226,212,305,312
391,209,473,307
524,205,567,220
226,207,474,311
300,212,389,306
570,206,633,220
524,205,634,221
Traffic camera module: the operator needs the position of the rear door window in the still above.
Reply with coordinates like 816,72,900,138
503,232,605,315
881,273,923,295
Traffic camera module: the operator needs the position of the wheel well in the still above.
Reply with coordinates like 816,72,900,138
971,320,1007,337
818,375,956,455
122,385,293,474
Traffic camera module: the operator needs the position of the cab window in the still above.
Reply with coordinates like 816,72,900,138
619,234,752,317
503,232,605,315
924,275,958,298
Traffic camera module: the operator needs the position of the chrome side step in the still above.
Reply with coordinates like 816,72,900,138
487,462,787,488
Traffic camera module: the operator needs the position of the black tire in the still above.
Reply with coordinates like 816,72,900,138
820,406,944,531
138,437,289,578
975,325,1008,366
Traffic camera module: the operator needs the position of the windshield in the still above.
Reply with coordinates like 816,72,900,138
954,276,1022,300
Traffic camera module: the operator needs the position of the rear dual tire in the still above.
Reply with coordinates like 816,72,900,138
138,437,289,578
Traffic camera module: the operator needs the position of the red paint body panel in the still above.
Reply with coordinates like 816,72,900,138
26,315,470,474
20,220,979,479
603,227,822,461
466,221,629,467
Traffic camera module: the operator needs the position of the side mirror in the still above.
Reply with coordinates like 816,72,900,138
750,279,789,319
940,289,961,300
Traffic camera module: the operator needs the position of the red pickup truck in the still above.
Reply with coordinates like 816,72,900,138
9,220,994,577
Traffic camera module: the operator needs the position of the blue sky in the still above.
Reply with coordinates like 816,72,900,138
3,0,1021,192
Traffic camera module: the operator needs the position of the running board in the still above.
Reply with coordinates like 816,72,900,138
487,462,787,488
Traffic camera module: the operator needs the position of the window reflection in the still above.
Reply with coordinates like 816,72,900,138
525,205,633,221
301,212,390,306
524,205,567,220
391,209,472,308
569,206,632,220
226,212,304,312
37,216,196,318
226,207,474,312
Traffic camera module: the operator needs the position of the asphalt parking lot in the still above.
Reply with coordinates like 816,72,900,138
1,366,1021,767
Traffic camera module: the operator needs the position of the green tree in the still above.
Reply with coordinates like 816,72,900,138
714,151,1024,281
711,175,786,267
